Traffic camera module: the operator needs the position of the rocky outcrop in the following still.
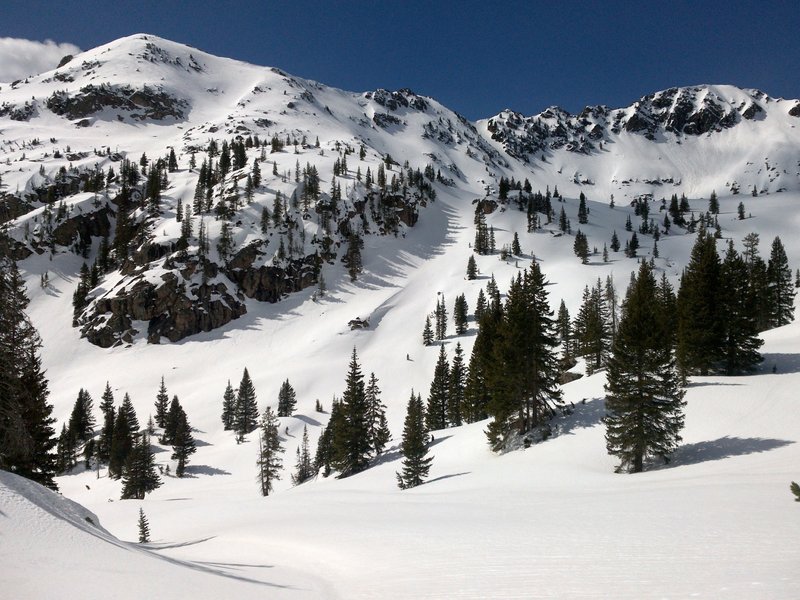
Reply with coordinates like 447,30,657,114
46,84,187,121
51,206,112,248
225,241,320,302
0,194,34,224
79,262,247,347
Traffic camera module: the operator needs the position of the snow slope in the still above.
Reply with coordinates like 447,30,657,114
2,34,800,598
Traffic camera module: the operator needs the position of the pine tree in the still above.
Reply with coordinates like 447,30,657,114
676,228,722,376
426,345,450,431
453,293,469,335
138,508,150,543
235,368,259,440
97,382,114,461
435,296,448,340
221,380,236,430
718,241,763,374
171,405,196,478
577,192,588,224
610,231,620,253
0,259,58,489
422,315,434,346
67,388,95,443
604,262,685,473
511,232,522,255
365,373,390,456
120,393,139,434
447,342,466,427
397,392,432,489
121,433,161,499
791,481,800,502
573,230,589,264
708,190,719,215
466,255,478,280
154,376,169,428
161,395,183,445
767,236,795,328
332,348,371,477
109,406,133,479
292,425,314,485
257,406,284,496
573,280,612,374
486,265,562,450
277,379,297,417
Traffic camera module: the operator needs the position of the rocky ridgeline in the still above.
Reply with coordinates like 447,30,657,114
486,86,794,161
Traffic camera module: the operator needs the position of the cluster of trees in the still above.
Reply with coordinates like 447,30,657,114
676,229,794,375
0,259,57,489
220,368,260,442
314,350,391,478
423,294,468,345
604,262,686,472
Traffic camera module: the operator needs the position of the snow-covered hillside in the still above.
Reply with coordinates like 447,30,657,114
2,34,800,598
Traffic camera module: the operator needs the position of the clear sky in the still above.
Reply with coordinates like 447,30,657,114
1,0,798,119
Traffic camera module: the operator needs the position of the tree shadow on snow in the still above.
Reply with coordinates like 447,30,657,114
759,353,800,375
182,465,231,477
370,435,453,467
550,397,606,437
657,436,795,469
293,414,322,427
425,471,470,485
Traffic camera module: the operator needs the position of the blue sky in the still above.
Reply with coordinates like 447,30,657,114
2,0,798,119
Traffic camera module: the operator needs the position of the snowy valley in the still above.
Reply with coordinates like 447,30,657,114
1,34,799,599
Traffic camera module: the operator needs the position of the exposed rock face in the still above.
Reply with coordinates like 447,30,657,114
45,84,187,121
486,86,768,159
51,207,112,248
0,194,34,224
225,242,320,303
79,260,247,347
78,246,324,346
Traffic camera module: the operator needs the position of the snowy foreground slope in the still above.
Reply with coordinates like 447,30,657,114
2,34,800,598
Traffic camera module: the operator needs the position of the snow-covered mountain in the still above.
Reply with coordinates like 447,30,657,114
2,34,800,599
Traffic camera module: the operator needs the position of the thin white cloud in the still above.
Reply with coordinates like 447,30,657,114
0,37,81,83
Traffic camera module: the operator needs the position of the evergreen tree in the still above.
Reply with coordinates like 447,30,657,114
422,315,434,346
97,382,114,461
573,280,612,374
466,255,478,280
708,190,719,215
235,368,259,440
314,400,340,478
396,392,432,489
447,342,466,427
365,373,390,457
109,406,133,479
121,433,161,499
277,379,297,417
221,380,236,430
604,262,686,473
426,345,450,431
486,265,562,450
573,230,589,264
55,424,76,472
138,508,150,543
676,228,722,376
120,393,139,434
332,348,371,477
256,406,284,496
154,376,169,428
292,425,314,485
0,259,57,489
610,231,620,253
511,232,522,255
791,481,800,502
67,388,95,443
577,192,588,224
453,294,469,335
767,236,795,328
718,241,763,374
171,406,196,478
435,296,448,340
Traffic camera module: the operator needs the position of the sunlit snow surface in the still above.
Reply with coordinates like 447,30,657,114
1,34,800,598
